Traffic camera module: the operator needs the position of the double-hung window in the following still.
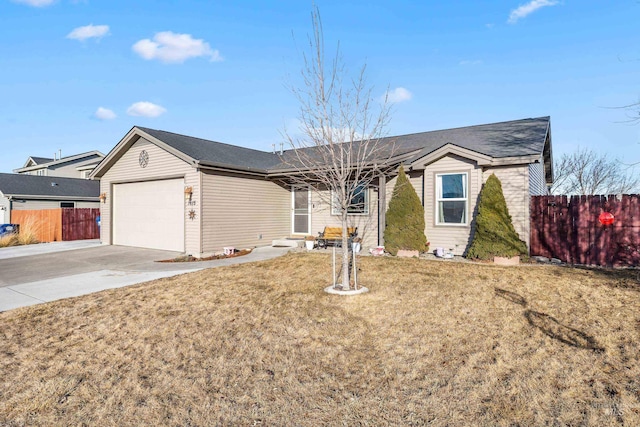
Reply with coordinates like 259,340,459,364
331,183,369,215
436,173,468,225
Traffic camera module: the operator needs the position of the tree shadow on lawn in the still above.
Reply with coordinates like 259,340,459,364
494,287,604,352
524,310,604,352
566,265,640,293
494,288,527,306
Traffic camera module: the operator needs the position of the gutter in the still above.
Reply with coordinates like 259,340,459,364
4,194,100,202
194,160,269,177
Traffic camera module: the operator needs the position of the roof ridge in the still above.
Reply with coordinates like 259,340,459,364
137,126,277,157
378,116,550,140
278,116,550,154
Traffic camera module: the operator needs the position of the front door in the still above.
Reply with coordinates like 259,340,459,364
292,187,311,235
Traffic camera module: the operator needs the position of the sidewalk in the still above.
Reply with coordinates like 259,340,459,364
0,239,102,260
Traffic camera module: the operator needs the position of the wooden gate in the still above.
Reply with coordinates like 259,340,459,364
61,208,100,241
11,208,100,243
530,195,640,267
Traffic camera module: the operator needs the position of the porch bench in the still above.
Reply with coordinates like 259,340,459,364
317,226,358,248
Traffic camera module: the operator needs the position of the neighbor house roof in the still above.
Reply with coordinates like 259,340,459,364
92,116,551,178
15,151,105,174
0,173,100,200
27,156,54,166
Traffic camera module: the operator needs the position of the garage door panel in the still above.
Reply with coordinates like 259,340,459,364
113,179,184,252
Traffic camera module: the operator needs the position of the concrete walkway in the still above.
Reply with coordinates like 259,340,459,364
0,239,102,260
0,243,291,312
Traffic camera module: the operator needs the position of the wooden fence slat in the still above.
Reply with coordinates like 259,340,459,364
11,209,62,242
11,208,100,243
62,208,100,241
530,195,639,267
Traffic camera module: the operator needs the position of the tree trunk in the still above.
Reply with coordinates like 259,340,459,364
341,213,350,290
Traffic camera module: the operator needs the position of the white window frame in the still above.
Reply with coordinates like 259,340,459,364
436,172,468,226
331,183,369,216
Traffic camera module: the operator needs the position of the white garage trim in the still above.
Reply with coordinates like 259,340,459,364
112,178,185,252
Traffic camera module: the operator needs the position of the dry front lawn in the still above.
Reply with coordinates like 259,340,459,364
1,253,639,426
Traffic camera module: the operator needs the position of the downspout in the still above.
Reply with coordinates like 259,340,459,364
378,173,386,246
199,167,203,256
7,196,12,223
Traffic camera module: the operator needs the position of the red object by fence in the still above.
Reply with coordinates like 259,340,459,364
530,195,640,267
598,212,614,226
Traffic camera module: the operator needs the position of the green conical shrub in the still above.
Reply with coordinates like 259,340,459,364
384,166,428,256
466,173,527,260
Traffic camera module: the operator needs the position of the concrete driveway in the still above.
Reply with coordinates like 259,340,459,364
0,241,291,312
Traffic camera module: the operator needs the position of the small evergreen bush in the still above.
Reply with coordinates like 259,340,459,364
384,166,428,256
466,173,527,260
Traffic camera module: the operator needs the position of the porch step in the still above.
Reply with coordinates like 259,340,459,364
271,238,303,248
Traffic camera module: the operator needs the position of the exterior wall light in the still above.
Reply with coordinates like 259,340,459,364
184,186,193,199
99,193,107,203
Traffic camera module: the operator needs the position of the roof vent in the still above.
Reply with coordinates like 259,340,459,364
51,182,58,187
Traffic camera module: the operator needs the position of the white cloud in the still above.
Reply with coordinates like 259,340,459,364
459,59,483,66
508,0,558,24
132,31,222,64
384,87,413,103
94,107,116,120
126,102,167,118
67,24,110,41
12,0,55,7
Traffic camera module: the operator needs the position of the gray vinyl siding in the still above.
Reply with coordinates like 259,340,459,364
483,165,530,248
201,171,290,254
10,200,97,210
11,200,58,210
47,163,89,178
528,158,548,195
310,186,379,249
20,155,102,179
424,155,482,256
99,137,199,253
76,201,100,208
385,170,424,210
0,196,10,223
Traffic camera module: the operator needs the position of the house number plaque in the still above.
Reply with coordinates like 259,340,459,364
139,150,149,168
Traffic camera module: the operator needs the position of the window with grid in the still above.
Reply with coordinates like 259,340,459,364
436,173,467,225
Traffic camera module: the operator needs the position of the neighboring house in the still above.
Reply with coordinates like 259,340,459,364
90,116,553,255
14,151,105,179
0,174,100,224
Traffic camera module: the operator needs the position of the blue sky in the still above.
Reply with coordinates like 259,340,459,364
1,0,638,173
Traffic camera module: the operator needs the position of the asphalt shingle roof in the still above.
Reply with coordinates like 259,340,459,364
0,174,100,198
138,116,550,173
30,157,54,165
138,127,283,171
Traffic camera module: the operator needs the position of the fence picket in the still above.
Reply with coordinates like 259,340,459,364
11,208,99,243
530,195,640,267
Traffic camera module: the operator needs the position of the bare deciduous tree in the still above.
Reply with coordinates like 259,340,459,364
280,7,400,290
551,147,640,195
620,100,640,125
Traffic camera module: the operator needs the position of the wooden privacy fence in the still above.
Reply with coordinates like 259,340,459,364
530,195,640,267
11,208,100,243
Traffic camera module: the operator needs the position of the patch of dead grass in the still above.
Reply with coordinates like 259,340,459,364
1,254,638,425
0,234,18,248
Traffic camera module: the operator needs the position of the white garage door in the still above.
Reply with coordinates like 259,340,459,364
113,179,185,252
